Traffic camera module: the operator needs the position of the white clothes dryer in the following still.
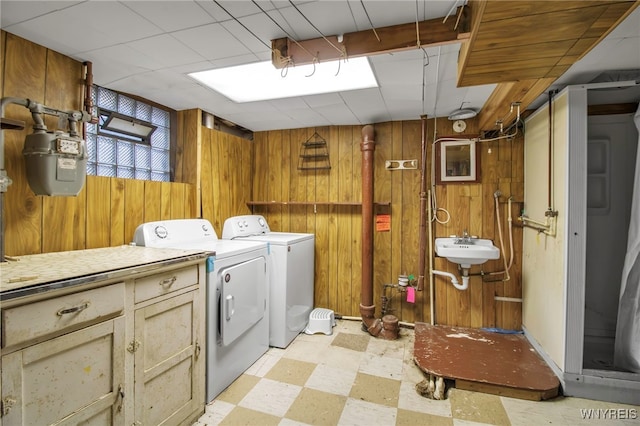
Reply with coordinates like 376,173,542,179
222,215,314,348
133,219,269,402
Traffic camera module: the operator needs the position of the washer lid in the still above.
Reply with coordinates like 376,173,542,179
140,239,267,259
237,232,314,245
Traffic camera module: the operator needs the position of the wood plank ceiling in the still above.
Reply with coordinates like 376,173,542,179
462,0,640,130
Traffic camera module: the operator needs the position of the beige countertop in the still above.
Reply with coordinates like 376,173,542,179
1,245,211,300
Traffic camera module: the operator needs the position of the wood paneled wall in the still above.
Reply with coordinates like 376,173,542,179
3,30,523,329
1,32,195,256
200,126,254,231
251,119,524,330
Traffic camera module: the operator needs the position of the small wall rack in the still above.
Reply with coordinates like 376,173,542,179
298,132,330,170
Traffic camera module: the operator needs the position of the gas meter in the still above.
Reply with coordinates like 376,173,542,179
23,129,87,196
0,98,92,196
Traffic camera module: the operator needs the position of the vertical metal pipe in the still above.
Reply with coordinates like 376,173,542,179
359,124,386,337
417,115,428,291
360,124,375,307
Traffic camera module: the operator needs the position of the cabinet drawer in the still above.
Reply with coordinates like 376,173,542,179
2,282,125,348
134,265,199,303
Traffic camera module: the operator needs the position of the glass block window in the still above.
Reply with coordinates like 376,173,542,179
86,86,171,182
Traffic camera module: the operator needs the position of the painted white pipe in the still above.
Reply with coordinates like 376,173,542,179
427,190,435,325
431,269,468,291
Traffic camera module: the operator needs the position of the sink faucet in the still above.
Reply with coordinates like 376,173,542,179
455,230,474,244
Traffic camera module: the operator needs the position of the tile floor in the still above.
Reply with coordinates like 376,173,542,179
194,320,639,426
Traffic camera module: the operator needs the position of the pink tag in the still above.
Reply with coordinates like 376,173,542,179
406,287,415,303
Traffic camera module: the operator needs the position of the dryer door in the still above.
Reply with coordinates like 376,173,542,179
219,256,266,346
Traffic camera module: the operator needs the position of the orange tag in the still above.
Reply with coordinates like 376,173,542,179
376,214,390,232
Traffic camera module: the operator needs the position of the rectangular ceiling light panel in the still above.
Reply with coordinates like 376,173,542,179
189,57,378,103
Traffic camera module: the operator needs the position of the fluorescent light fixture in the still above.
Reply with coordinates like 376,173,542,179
189,57,378,103
102,111,156,141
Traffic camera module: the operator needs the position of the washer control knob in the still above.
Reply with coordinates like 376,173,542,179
258,217,265,227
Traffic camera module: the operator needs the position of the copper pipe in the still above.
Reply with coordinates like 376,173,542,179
359,124,398,340
83,61,98,124
360,124,375,308
417,115,428,291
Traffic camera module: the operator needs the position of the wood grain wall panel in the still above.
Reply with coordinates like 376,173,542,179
144,181,162,222
388,122,404,319
85,176,111,249
124,178,144,242
209,131,223,230
247,116,523,326
313,127,330,312
1,32,198,257
169,183,185,219
200,129,214,222
109,178,125,246
3,33,47,255
269,130,284,230
42,195,78,253
160,182,172,220
400,121,422,323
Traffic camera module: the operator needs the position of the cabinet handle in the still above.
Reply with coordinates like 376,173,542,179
195,340,201,360
158,276,177,287
56,302,90,316
115,384,125,412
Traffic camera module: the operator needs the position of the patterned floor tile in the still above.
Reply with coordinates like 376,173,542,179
338,397,397,426
238,378,302,417
305,363,358,396
285,387,348,425
349,372,401,407
264,358,317,386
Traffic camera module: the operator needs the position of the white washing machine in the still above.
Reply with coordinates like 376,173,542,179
222,215,314,348
133,219,269,402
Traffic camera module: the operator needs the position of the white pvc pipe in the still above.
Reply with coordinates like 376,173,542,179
427,190,435,325
431,269,468,291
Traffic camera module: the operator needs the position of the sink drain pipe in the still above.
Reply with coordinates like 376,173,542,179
360,125,399,340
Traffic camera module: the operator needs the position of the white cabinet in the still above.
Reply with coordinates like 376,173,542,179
129,265,205,426
1,282,126,425
1,251,207,426
1,317,126,425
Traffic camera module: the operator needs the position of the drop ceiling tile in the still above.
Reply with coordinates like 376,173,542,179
172,22,252,61
122,0,216,32
127,34,205,68
0,1,84,27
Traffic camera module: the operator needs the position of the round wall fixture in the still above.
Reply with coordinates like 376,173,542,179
453,119,467,133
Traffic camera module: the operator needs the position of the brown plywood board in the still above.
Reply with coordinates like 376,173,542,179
413,322,559,395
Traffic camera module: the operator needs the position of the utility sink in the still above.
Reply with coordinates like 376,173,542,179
435,237,500,268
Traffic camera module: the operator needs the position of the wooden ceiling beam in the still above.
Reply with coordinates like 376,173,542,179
271,9,470,69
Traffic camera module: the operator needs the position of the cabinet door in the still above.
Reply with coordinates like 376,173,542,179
133,290,203,426
1,318,126,425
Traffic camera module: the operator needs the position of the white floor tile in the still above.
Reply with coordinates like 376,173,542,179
238,378,302,417
320,344,367,372
358,351,404,379
366,335,407,360
284,338,333,364
338,397,397,426
305,363,358,396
